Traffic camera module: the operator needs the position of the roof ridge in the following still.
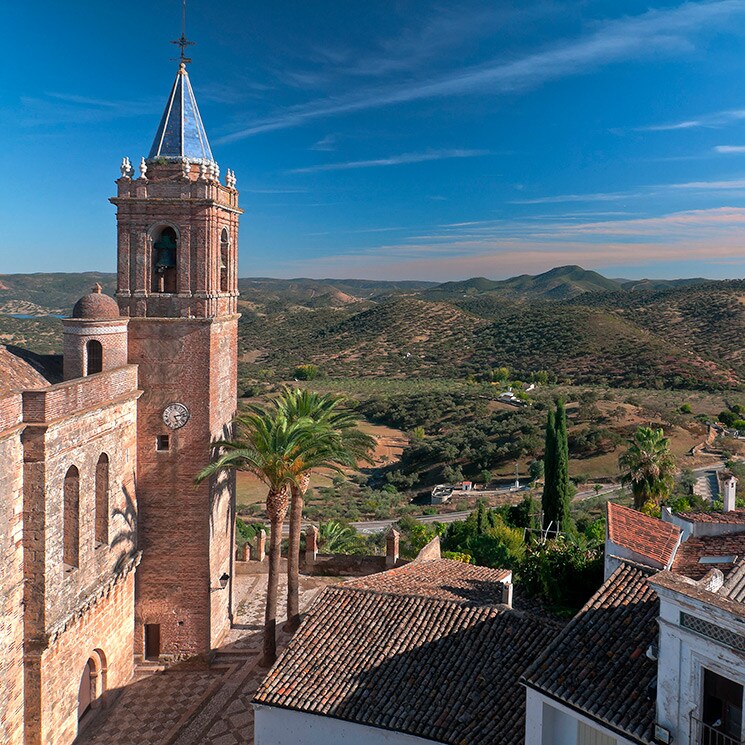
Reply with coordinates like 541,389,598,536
331,582,510,609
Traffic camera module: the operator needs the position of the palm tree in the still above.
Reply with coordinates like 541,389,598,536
318,520,359,553
271,388,374,631
619,426,676,510
195,407,323,664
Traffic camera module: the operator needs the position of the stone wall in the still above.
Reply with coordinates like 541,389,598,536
21,372,139,633
31,570,136,745
20,370,140,745
0,394,26,744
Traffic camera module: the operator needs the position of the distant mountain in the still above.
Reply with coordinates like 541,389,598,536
424,265,623,300
238,277,435,309
620,277,709,292
3,269,742,392
0,272,117,315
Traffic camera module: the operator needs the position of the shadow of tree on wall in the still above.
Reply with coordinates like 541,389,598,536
110,481,137,576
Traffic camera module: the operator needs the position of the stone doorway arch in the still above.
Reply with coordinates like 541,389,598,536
77,649,108,731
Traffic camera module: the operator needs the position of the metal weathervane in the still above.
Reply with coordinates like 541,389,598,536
171,0,195,64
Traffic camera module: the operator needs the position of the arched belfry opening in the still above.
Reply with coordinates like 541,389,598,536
152,226,178,293
220,228,229,292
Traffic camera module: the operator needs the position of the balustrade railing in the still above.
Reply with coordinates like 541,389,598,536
690,715,745,745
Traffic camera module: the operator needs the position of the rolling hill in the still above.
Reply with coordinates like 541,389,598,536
2,267,742,391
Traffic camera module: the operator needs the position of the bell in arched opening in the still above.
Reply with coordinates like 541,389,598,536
152,227,178,293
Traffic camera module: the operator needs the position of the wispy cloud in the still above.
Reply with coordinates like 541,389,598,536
509,191,635,204
21,91,156,126
667,178,745,189
310,134,337,152
218,1,745,143
283,206,745,280
288,148,489,174
714,145,745,153
637,108,745,132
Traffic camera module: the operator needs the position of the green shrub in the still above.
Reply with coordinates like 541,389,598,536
293,364,320,380
519,539,603,611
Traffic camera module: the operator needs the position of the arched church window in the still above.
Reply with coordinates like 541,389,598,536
86,340,103,375
152,226,178,293
64,466,80,568
220,228,229,292
95,454,109,546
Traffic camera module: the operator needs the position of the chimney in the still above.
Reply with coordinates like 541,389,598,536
305,525,318,567
501,581,513,609
386,528,400,568
723,476,737,512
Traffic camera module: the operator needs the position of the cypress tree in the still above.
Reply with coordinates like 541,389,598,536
476,500,487,535
541,408,557,530
554,400,573,533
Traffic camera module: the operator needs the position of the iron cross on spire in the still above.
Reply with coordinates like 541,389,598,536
171,0,195,64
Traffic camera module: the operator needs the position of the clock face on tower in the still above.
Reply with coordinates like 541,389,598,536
163,402,190,430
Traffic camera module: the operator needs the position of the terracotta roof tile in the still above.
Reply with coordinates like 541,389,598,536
671,533,745,580
343,558,512,605
720,558,745,603
606,502,681,567
522,563,658,744
677,510,745,525
254,560,557,745
0,345,60,396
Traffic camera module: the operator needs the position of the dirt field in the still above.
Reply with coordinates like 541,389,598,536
235,421,408,509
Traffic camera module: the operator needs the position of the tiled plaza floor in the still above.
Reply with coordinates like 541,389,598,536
75,570,338,745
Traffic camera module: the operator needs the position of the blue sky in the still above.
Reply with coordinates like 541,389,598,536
3,1,745,280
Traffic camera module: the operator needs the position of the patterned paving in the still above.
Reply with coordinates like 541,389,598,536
76,570,337,745
79,667,225,745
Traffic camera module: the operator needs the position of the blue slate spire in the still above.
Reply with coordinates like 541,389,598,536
148,63,214,163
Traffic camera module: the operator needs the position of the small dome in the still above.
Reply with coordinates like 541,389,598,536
71,284,120,319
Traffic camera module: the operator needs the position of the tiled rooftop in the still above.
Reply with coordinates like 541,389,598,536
650,570,745,620
0,345,61,397
607,502,681,567
522,562,658,744
720,558,745,602
672,533,745,580
677,509,745,525
344,557,511,605
254,560,557,745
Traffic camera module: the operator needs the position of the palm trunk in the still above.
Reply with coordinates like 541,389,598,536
263,487,289,666
285,472,311,632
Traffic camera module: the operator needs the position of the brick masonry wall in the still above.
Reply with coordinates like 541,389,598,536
22,395,139,632
62,321,129,381
114,162,239,658
208,318,238,647
22,366,138,423
0,394,25,744
129,318,228,658
21,375,139,745
34,571,136,745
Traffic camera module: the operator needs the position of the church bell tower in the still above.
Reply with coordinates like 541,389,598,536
110,59,241,659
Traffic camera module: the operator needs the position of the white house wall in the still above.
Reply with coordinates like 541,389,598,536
253,705,443,745
655,589,745,743
524,689,638,745
604,542,664,580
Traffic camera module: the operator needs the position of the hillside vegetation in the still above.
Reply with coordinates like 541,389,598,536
2,266,743,392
